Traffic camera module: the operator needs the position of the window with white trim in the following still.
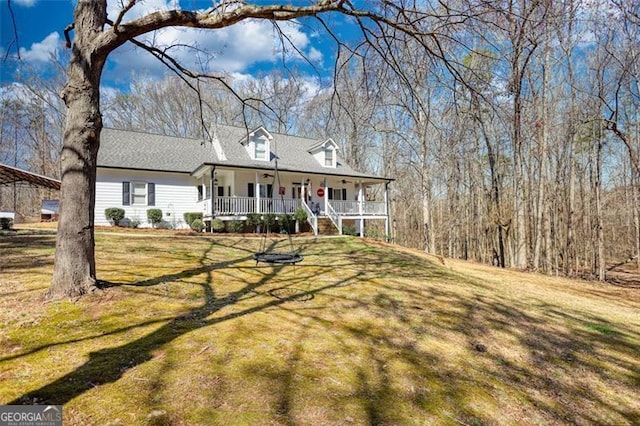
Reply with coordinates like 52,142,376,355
132,182,146,205
324,148,334,167
123,181,155,206
255,139,267,160
328,188,347,200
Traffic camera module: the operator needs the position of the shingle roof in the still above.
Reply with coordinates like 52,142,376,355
98,128,210,173
98,126,390,181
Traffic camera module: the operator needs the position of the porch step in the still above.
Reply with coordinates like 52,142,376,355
317,217,339,235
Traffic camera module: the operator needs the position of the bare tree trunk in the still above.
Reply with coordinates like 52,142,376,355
596,173,605,281
49,0,107,298
422,170,434,254
594,123,606,281
474,108,505,267
533,26,550,272
513,91,528,269
634,179,640,270
420,117,434,255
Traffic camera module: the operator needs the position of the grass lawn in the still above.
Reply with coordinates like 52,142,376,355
1,227,639,425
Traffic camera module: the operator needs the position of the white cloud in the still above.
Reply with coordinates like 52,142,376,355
107,0,175,22
108,0,323,80
308,47,323,62
12,0,37,6
19,32,60,63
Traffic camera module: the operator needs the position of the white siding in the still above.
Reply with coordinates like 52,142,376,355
312,150,325,167
243,133,271,161
96,168,201,229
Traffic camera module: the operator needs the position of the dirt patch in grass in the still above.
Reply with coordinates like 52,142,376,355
1,229,639,425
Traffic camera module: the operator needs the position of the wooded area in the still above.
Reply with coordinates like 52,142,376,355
1,0,639,284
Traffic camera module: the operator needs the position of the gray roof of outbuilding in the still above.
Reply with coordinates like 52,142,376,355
98,126,390,181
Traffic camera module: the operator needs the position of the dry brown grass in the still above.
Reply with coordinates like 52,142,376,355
1,227,639,425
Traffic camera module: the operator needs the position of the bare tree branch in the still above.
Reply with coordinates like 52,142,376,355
126,36,284,142
3,0,21,61
112,0,137,32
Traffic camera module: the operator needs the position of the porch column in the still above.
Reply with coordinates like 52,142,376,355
210,167,216,232
384,181,390,241
301,179,306,205
358,183,364,237
255,172,261,214
323,178,328,216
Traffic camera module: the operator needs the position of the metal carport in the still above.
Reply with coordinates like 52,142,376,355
0,163,61,190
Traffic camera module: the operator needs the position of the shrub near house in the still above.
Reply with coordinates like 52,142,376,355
190,219,205,232
226,220,244,233
183,212,203,228
211,218,225,233
105,208,125,226
146,209,163,228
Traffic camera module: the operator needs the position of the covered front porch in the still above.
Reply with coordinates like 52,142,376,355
192,165,391,237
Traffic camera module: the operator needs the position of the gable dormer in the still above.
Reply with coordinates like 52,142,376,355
309,138,339,168
240,126,273,161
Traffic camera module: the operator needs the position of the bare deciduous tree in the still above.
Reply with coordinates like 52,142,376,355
47,0,475,298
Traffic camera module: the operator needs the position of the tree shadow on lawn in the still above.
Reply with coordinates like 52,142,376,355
8,239,639,424
8,239,362,406
259,255,640,425
0,234,57,272
274,291,640,424
256,245,638,424
428,280,640,425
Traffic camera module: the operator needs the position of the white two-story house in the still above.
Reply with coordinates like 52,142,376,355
95,125,392,236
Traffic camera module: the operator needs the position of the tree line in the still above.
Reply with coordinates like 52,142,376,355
2,0,638,284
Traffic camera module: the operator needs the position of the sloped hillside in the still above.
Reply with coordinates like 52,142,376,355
1,230,638,425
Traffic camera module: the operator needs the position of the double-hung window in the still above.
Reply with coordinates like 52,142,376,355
132,182,147,205
324,148,334,167
255,139,267,160
328,188,347,200
123,182,155,206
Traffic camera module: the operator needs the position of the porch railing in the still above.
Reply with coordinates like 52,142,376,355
301,200,318,235
363,201,386,215
259,198,300,214
330,200,358,215
329,200,387,216
326,202,341,234
214,196,255,215
213,196,386,218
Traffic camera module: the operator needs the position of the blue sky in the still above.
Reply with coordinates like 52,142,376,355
1,0,356,91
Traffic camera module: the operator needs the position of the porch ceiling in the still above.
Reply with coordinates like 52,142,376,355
197,163,392,185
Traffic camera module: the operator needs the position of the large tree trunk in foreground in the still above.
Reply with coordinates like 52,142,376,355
48,0,107,298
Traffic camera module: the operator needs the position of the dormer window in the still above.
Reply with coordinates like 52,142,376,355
241,127,273,161
309,138,339,168
255,139,267,160
324,148,334,167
